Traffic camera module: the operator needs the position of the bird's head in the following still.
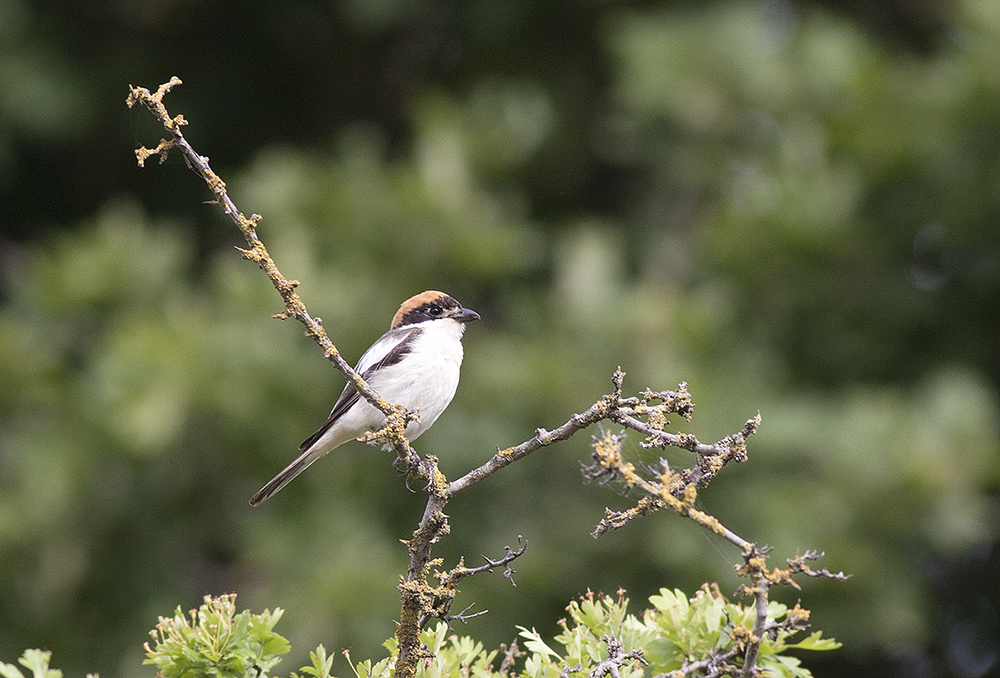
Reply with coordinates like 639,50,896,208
391,290,480,329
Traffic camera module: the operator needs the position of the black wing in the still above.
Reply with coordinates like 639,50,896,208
298,327,422,451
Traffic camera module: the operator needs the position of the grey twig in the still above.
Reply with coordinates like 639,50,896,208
587,635,648,678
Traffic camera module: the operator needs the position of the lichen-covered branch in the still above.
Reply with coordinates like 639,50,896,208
583,425,757,550
580,414,848,678
394,367,763,678
416,538,528,628
126,78,420,466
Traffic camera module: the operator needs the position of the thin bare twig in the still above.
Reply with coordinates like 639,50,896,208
446,370,629,496
497,640,522,676
454,537,528,587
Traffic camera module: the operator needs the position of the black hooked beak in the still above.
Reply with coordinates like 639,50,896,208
452,307,480,323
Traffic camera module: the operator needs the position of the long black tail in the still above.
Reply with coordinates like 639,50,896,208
248,445,328,506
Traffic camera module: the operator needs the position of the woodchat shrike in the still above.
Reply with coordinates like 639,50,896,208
249,290,479,505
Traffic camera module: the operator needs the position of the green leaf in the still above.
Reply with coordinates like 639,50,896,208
760,654,813,678
702,596,725,635
421,623,449,655
367,657,393,678
788,631,842,651
349,658,372,678
0,658,25,678
19,651,62,678
295,645,334,678
648,589,687,617
640,636,682,670
517,627,562,660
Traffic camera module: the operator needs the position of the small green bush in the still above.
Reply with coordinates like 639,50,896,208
137,590,839,678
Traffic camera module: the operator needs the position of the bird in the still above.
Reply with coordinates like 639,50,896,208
249,290,480,506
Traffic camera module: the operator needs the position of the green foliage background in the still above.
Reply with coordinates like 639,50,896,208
1,1,998,677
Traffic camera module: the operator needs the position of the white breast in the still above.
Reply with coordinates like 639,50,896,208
358,319,466,443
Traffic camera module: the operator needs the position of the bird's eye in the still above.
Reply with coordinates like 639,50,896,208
428,305,443,317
